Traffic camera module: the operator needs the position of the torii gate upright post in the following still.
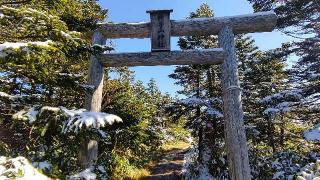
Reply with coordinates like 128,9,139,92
84,9,277,179
219,26,251,179
80,31,105,168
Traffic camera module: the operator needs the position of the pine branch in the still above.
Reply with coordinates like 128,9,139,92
0,0,31,5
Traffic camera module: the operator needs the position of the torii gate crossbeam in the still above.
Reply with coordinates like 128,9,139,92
83,10,277,180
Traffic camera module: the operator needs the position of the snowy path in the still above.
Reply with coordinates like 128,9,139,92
142,145,189,180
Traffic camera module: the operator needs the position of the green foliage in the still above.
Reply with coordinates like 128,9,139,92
0,141,10,156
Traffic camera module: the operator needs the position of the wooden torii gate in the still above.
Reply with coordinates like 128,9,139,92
83,9,277,180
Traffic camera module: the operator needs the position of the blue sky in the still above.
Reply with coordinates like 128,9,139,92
99,0,295,96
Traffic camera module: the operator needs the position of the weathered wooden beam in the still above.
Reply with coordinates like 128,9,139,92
97,11,277,39
97,49,226,67
219,26,251,180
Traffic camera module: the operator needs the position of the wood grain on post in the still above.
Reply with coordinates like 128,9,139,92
97,49,226,67
97,11,277,39
219,26,251,180
85,31,105,112
81,31,105,169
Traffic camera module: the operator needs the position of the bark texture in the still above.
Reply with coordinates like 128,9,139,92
85,31,105,112
218,26,251,180
80,31,105,169
97,49,225,67
98,11,276,39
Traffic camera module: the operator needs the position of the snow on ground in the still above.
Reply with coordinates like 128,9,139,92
304,123,320,142
66,167,96,180
0,156,50,180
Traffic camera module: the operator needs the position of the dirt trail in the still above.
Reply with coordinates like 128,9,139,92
142,143,190,180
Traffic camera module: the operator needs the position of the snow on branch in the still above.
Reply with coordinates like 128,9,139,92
13,106,60,123
179,96,223,118
261,89,303,117
261,89,303,104
304,124,320,142
0,40,53,58
302,93,320,107
180,96,222,106
62,111,122,133
206,107,223,118
0,91,17,100
12,106,122,133
263,107,280,116
180,97,205,106
0,91,43,108
0,41,52,51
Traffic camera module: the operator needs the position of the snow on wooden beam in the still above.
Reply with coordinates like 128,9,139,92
97,11,277,39
97,49,226,67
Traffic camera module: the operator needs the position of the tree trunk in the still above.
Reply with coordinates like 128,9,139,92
280,115,285,148
196,67,204,163
219,26,251,180
267,117,276,153
207,68,215,97
80,31,105,169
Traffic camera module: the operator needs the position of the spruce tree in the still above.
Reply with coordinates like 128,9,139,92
0,0,107,112
169,3,281,178
248,0,320,124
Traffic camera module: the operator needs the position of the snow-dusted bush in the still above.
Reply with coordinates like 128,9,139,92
251,151,320,179
0,156,50,180
13,106,122,134
9,105,122,178
296,159,320,179
182,143,228,180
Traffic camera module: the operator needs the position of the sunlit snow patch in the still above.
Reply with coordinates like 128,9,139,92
67,167,96,180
